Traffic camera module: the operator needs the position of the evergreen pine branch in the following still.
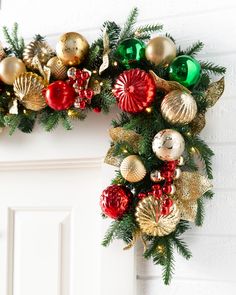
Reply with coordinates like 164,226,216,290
183,41,204,57
171,237,192,260
3,23,25,58
59,112,73,130
102,220,120,246
135,24,163,34
162,239,175,285
203,190,214,200
119,7,139,41
18,113,36,133
195,197,205,226
200,61,226,75
174,220,191,236
39,110,60,132
4,114,21,135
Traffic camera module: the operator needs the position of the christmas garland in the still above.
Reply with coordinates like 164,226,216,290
0,8,225,284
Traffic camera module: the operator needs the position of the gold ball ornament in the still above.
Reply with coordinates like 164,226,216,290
145,36,176,67
56,32,89,66
161,90,197,125
135,195,180,236
13,72,46,111
67,109,79,119
120,155,146,183
150,170,164,183
152,129,185,161
23,40,54,70
47,56,68,80
0,56,26,85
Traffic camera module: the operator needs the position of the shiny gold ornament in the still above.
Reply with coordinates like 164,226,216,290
120,155,146,183
0,56,26,85
135,195,180,236
161,90,197,125
173,168,181,180
56,32,89,66
23,39,53,70
174,171,212,202
104,127,142,166
205,77,225,108
67,109,79,119
13,72,46,111
145,36,176,67
149,70,191,94
47,56,68,80
152,129,185,161
150,170,163,182
190,112,206,135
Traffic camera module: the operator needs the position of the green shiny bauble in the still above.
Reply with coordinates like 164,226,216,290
115,38,145,68
169,55,201,88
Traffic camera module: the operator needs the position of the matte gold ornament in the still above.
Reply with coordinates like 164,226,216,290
135,195,180,236
120,155,146,183
46,56,68,80
149,70,191,94
161,90,197,125
56,32,89,66
150,170,163,182
23,40,54,70
205,77,225,108
0,56,26,85
174,171,212,202
190,112,206,135
145,36,176,67
152,129,185,161
13,72,46,111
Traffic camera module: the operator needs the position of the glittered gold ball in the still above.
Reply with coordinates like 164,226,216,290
135,195,180,236
13,72,46,111
161,90,197,125
145,36,176,67
120,155,146,183
23,40,54,70
152,129,185,161
67,109,79,118
56,32,89,66
47,56,68,80
0,57,26,85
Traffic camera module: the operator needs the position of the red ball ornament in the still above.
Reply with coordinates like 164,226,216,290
112,69,156,113
45,81,76,110
100,185,132,219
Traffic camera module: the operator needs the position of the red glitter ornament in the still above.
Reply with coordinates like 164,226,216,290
112,69,156,113
100,185,132,219
45,81,75,110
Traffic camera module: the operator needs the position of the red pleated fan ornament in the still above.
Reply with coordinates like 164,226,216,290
112,69,156,113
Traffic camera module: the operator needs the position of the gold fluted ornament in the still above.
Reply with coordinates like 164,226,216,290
161,90,197,125
120,155,146,183
135,195,180,236
23,39,54,70
174,171,212,202
46,56,68,80
13,72,46,111
0,56,26,85
145,36,176,67
56,32,89,66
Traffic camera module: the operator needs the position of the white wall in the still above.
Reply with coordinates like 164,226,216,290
0,0,236,294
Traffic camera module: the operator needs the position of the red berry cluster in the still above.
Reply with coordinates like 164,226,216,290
67,67,94,109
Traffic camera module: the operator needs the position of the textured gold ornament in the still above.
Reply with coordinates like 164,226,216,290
120,155,146,183
149,70,191,94
145,36,176,67
23,40,53,70
104,127,142,166
205,77,225,108
56,32,89,66
152,129,185,161
190,112,206,135
161,90,197,125
0,56,26,85
13,72,46,111
47,56,68,80
135,195,180,236
174,171,212,202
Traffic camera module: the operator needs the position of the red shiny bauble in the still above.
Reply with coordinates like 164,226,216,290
112,69,156,113
100,185,132,219
45,81,76,110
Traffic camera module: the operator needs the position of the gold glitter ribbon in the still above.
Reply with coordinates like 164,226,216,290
205,77,225,108
99,27,110,75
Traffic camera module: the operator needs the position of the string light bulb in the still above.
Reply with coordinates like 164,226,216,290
145,107,152,113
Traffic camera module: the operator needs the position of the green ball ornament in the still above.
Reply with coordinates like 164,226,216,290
169,55,201,88
114,38,145,68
